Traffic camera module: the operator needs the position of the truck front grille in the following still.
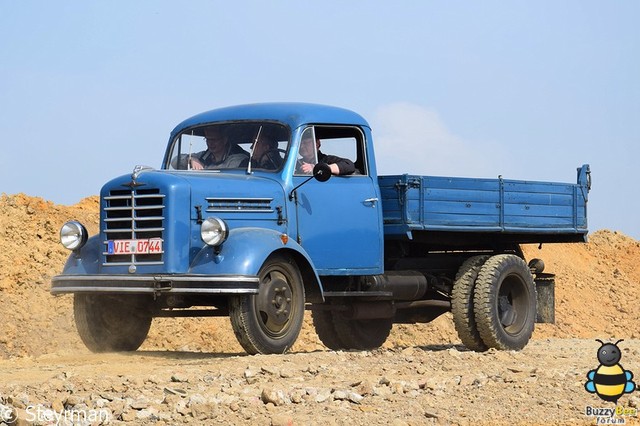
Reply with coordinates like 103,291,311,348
103,188,165,265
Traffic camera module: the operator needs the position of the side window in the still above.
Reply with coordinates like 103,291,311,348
167,133,208,170
294,126,366,176
317,137,358,169
294,127,319,175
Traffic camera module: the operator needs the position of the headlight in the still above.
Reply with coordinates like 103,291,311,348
200,217,228,246
60,221,88,251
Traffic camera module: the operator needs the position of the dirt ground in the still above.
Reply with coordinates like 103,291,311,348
1,193,639,425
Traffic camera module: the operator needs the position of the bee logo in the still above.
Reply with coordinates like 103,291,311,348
585,339,636,403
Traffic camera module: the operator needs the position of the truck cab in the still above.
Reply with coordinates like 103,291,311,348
164,103,383,275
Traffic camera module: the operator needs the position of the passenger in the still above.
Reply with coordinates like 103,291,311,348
296,135,355,175
188,127,249,170
250,134,283,170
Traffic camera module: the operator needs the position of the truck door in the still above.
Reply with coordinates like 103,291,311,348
292,126,382,275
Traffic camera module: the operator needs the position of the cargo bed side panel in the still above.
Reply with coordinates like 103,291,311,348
380,171,588,240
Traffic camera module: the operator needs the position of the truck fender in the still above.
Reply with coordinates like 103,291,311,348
189,227,324,302
60,235,102,275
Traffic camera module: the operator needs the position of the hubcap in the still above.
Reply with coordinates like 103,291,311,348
255,270,294,336
498,295,516,327
498,274,529,335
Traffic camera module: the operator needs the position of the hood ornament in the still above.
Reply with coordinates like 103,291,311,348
123,165,154,189
132,165,154,180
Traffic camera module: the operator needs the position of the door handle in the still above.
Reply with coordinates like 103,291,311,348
363,197,379,207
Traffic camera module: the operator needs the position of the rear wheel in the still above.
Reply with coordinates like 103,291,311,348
74,294,152,352
229,254,305,354
451,255,490,351
473,254,536,350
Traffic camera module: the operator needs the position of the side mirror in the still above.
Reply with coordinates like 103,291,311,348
313,162,331,182
289,162,332,201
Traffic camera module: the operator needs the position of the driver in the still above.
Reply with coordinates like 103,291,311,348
189,127,248,170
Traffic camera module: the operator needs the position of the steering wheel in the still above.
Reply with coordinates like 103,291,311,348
258,149,286,170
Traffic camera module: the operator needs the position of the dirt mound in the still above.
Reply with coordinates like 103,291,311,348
0,194,99,358
0,193,638,358
522,230,640,340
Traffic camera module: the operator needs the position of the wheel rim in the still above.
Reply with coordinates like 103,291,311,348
498,273,530,335
254,268,295,338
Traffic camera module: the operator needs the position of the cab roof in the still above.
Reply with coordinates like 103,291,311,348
170,103,370,137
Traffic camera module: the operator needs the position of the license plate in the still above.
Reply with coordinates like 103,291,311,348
107,238,163,255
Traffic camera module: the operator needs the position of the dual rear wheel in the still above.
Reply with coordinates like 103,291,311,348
452,254,536,351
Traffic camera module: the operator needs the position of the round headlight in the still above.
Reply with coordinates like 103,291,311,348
60,221,88,251
201,217,228,246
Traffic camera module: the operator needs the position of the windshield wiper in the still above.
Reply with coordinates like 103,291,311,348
246,125,263,174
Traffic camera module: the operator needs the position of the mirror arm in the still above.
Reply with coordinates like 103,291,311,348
289,176,315,201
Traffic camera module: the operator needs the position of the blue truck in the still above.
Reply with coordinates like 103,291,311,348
52,103,590,354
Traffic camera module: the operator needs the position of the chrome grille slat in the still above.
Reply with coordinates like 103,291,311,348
105,206,166,211
103,188,165,266
104,207,132,211
105,194,166,200
104,216,164,222
104,227,165,233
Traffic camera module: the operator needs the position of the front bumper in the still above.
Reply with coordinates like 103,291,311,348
51,274,260,295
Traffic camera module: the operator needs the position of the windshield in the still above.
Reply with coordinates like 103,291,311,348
166,122,289,172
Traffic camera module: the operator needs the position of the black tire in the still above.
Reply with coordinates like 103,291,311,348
473,254,536,350
229,254,305,354
74,294,152,352
310,305,345,350
451,255,490,352
332,314,393,350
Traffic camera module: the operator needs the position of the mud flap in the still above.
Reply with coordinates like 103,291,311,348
535,273,555,324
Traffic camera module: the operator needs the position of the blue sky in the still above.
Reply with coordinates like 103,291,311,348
1,1,638,239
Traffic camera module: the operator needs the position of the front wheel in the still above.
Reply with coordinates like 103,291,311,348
229,254,305,354
74,294,152,352
332,314,393,350
473,254,536,350
311,305,345,350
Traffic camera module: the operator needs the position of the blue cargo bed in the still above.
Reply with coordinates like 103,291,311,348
379,165,590,243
